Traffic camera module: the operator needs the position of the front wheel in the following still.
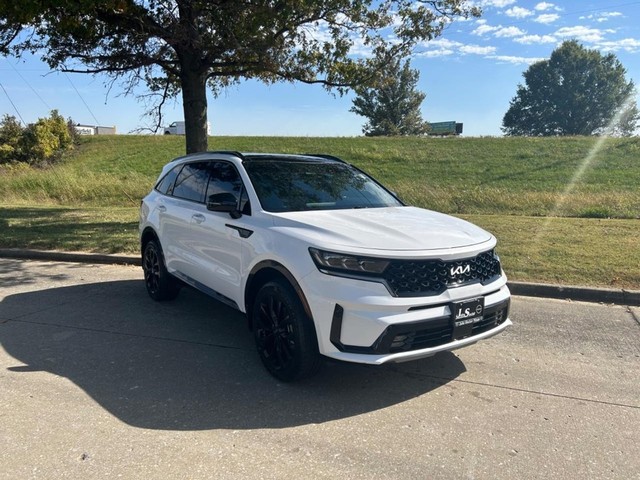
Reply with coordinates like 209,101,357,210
142,240,180,301
253,280,321,382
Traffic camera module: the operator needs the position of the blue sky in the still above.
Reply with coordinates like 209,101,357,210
1,1,639,137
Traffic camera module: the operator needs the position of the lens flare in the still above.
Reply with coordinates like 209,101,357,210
534,93,638,244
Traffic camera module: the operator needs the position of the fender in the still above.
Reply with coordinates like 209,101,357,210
245,260,313,324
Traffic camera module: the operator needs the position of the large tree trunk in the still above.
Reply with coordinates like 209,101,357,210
180,67,208,154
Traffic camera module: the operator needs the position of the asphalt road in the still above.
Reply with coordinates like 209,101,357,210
0,259,638,480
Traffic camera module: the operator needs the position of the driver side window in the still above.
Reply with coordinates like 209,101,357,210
206,162,250,214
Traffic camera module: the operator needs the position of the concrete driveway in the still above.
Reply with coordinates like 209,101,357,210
0,259,638,479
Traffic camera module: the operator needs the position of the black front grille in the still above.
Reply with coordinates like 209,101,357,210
382,249,501,297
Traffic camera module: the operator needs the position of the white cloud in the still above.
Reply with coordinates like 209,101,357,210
505,6,533,18
514,34,557,45
481,0,516,7
416,38,497,57
486,55,545,65
494,26,527,38
580,12,623,23
472,22,499,36
472,21,525,38
555,26,611,43
535,13,560,24
460,44,497,55
535,2,560,11
596,38,640,52
419,48,455,58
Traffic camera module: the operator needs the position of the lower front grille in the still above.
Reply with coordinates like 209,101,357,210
379,298,510,354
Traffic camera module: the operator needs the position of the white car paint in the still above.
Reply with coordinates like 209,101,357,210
140,152,511,367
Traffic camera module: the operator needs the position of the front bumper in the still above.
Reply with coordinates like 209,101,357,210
301,270,511,365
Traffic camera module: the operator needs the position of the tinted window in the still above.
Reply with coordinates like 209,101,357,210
244,161,402,212
155,165,181,195
172,162,210,203
206,162,243,203
239,186,251,215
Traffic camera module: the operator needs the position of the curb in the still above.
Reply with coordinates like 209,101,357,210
0,248,141,267
1,248,638,307
507,281,640,307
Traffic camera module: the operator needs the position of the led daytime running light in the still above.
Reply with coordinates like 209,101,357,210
309,248,389,275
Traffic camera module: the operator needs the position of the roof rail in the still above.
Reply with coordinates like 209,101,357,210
304,153,347,163
206,150,246,160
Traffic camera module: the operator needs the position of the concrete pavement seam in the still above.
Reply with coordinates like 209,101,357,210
417,374,640,410
1,248,639,306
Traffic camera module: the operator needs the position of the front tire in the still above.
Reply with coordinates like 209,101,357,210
142,240,180,301
253,280,321,382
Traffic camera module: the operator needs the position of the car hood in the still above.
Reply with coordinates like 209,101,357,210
271,207,494,253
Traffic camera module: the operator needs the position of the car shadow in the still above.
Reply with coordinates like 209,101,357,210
0,279,466,431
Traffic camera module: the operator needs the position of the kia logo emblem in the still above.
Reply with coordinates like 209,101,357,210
450,265,471,276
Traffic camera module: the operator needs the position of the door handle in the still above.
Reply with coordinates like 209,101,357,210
157,205,167,213
225,224,254,238
192,213,206,224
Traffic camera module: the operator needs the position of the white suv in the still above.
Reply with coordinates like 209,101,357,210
140,152,511,381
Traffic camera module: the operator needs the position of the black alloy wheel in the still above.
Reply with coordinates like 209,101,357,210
142,240,180,301
253,280,321,382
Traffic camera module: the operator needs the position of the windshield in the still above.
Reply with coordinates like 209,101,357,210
244,161,403,213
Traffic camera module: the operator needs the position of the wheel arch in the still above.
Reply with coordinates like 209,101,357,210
245,260,313,331
140,227,160,257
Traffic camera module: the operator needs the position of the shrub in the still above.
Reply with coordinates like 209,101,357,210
0,115,23,164
0,110,74,165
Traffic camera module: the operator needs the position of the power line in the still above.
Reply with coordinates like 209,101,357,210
7,60,52,110
64,72,100,125
0,81,26,125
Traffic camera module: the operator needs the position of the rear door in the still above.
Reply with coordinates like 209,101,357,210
161,161,210,279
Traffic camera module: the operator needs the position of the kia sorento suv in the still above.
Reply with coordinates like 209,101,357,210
140,152,511,381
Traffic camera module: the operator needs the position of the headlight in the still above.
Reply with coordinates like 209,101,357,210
309,248,389,275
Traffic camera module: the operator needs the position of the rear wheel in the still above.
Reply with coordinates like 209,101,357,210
253,280,321,382
142,240,180,301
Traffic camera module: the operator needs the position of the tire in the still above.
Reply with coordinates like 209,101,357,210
142,240,181,301
252,280,321,382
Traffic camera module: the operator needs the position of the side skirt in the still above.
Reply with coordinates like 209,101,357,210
171,270,240,311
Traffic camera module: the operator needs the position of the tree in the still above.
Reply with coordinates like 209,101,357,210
350,58,429,136
0,114,22,163
503,41,639,137
0,1,479,153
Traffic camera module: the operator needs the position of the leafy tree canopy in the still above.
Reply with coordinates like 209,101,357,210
502,40,639,137
350,58,429,136
0,0,479,152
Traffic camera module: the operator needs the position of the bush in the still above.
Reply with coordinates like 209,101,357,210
0,110,75,165
0,115,23,164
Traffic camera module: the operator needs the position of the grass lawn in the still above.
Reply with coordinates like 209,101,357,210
1,205,638,289
1,135,639,289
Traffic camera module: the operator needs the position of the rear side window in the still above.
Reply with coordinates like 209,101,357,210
172,162,210,203
155,165,181,195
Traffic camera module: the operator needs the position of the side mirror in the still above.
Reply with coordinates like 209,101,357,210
207,193,242,218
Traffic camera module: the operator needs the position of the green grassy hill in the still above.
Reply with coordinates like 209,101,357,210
1,135,639,288
1,135,639,218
